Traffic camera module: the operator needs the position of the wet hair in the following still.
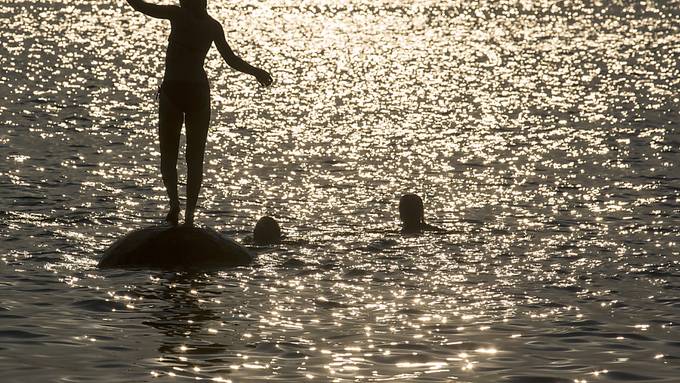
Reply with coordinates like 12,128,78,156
399,194,425,228
179,0,207,16
254,216,281,245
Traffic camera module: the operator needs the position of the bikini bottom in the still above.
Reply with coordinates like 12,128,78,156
160,80,210,114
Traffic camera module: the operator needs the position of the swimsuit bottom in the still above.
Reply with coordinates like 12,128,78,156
160,80,210,114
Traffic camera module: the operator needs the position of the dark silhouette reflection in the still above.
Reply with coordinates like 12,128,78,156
137,273,260,379
145,276,219,340
253,216,281,245
399,194,444,233
141,273,241,360
126,1,273,226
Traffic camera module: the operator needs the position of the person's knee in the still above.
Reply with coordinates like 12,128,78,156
185,154,205,171
160,160,174,170
185,142,207,167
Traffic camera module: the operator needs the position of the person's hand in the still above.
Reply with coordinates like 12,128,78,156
254,68,273,87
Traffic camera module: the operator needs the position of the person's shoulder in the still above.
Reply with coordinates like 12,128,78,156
206,15,222,28
205,16,224,34
158,5,182,21
166,5,182,15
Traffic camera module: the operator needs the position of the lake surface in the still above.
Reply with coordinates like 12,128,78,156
1,0,679,382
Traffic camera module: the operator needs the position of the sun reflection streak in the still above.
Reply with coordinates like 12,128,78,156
1,0,679,382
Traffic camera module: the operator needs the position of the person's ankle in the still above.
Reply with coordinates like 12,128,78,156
166,208,180,226
184,211,195,226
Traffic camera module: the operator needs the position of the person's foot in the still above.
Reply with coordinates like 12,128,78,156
165,205,180,226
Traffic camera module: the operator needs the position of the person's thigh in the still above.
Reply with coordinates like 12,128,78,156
159,91,183,160
185,105,210,166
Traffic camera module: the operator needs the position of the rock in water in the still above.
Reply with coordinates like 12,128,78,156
98,225,253,270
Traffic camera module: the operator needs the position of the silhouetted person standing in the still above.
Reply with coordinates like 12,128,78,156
126,0,273,226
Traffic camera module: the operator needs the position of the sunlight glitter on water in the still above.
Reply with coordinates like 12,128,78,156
1,0,679,382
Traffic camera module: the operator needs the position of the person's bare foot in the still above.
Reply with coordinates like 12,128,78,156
166,205,180,226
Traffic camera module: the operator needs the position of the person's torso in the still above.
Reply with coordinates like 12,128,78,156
164,11,215,83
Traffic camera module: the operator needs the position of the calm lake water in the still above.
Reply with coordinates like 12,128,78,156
1,0,679,382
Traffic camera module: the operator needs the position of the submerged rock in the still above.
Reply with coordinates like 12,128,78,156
98,225,253,270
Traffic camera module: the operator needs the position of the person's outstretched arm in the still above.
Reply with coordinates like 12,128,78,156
213,22,273,87
126,0,179,19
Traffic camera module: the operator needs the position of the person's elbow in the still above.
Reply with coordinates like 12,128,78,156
221,52,240,69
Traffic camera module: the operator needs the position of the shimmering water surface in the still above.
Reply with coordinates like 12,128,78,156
1,0,679,382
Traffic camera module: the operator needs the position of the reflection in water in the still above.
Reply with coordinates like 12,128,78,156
1,0,679,382
142,274,230,379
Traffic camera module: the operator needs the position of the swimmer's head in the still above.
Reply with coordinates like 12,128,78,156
180,0,207,16
399,194,425,229
254,216,281,245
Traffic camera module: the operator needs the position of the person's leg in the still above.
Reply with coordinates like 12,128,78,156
184,103,210,226
159,87,184,225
